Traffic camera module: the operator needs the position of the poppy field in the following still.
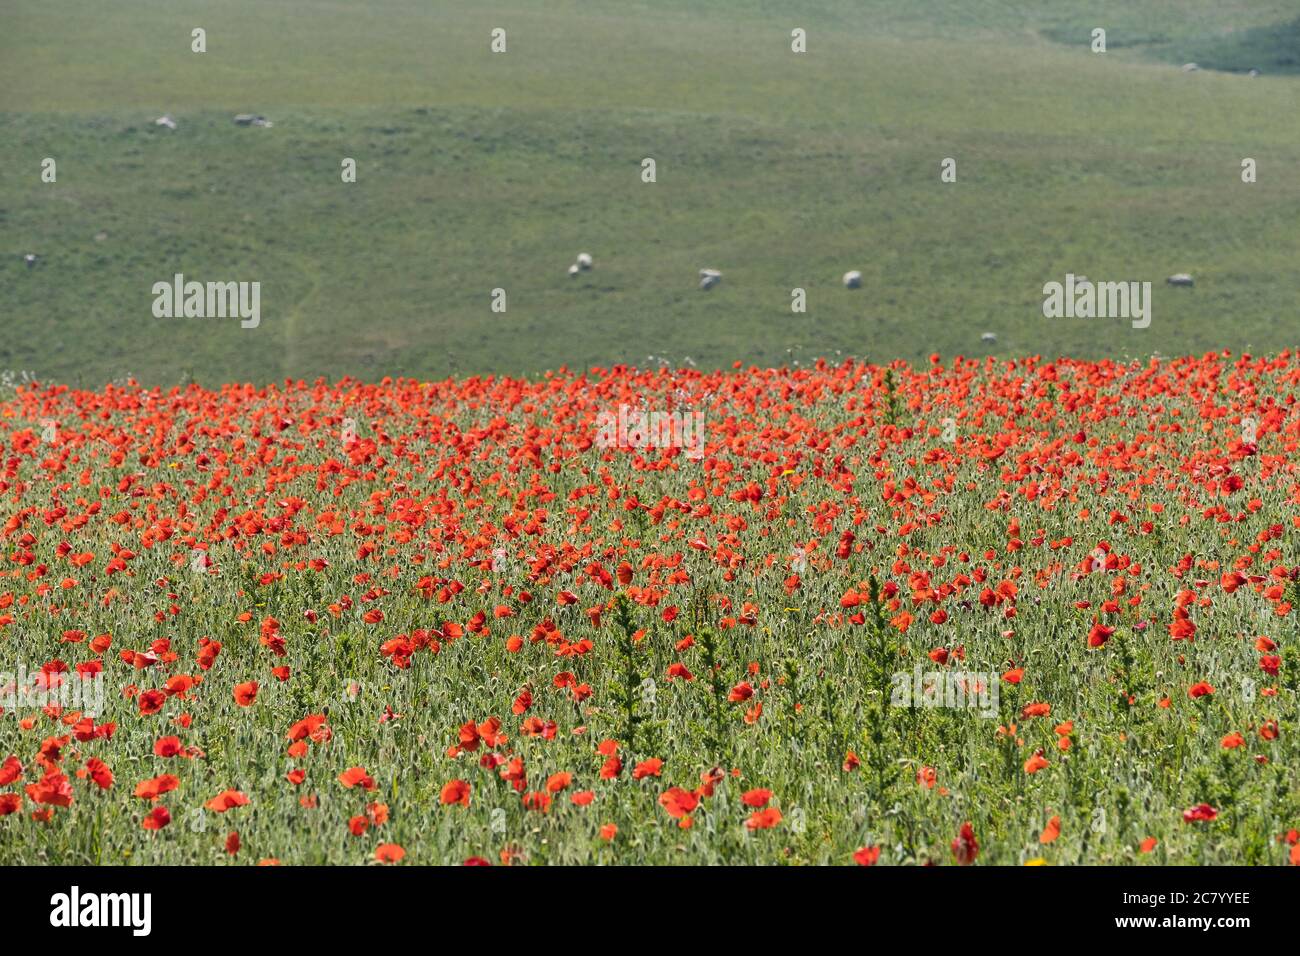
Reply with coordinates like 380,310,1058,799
1,352,1299,866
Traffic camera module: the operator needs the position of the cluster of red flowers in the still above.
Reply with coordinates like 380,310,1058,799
0,352,1296,864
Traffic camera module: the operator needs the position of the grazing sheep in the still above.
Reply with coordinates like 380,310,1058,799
154,115,177,130
23,254,38,268
699,269,722,291
576,253,593,271
1248,69,1261,77
1182,63,1200,72
843,270,862,289
568,264,580,278
233,114,273,127
1166,273,1194,287
981,332,997,344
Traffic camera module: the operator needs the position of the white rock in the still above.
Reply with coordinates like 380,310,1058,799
843,270,862,289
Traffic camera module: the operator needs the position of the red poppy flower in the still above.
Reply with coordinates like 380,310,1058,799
339,767,377,791
142,805,171,830
951,821,979,864
659,787,700,819
440,779,471,806
204,789,250,813
853,846,881,866
375,843,405,863
133,774,179,801
631,758,663,780
745,807,782,830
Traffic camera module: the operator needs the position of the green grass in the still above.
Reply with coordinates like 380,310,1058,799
1,0,1298,386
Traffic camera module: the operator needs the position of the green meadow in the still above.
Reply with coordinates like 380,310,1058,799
1,0,1298,386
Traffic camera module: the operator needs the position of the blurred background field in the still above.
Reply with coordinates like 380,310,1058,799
1,0,1298,386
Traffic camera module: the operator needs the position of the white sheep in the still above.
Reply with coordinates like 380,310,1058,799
568,264,580,278
843,270,862,289
699,269,722,291
1166,273,1194,287
576,253,593,271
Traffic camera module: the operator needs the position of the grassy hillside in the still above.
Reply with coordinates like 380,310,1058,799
1,0,1298,386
